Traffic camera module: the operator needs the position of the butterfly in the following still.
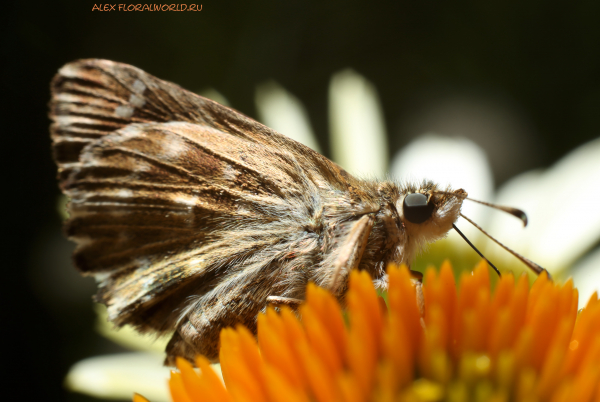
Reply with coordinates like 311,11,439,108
50,59,546,364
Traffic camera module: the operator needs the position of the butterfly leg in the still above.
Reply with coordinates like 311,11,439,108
409,269,425,320
329,214,375,295
266,295,304,307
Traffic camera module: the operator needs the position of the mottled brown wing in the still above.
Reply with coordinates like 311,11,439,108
50,59,348,188
49,60,353,343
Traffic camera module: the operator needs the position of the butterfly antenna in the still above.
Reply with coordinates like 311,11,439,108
452,223,501,277
463,199,528,227
460,213,550,278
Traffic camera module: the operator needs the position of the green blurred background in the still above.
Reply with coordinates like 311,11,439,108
4,1,600,400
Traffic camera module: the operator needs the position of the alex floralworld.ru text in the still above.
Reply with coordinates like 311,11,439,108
92,4,202,12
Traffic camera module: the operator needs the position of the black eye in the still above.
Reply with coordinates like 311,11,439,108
403,193,434,224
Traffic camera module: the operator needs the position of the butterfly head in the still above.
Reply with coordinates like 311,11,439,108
396,185,467,244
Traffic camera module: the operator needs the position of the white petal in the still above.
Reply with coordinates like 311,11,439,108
571,246,600,307
485,169,545,268
255,81,320,152
528,137,600,268
94,303,170,353
198,88,230,106
329,69,387,178
391,135,494,240
491,137,600,271
65,352,171,401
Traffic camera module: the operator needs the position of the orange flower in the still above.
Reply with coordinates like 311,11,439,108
144,261,600,402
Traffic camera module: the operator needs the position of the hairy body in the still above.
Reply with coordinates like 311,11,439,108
50,60,464,363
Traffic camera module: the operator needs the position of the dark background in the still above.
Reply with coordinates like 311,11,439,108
4,1,600,400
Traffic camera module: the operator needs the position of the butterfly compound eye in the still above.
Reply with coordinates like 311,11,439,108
403,193,435,224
